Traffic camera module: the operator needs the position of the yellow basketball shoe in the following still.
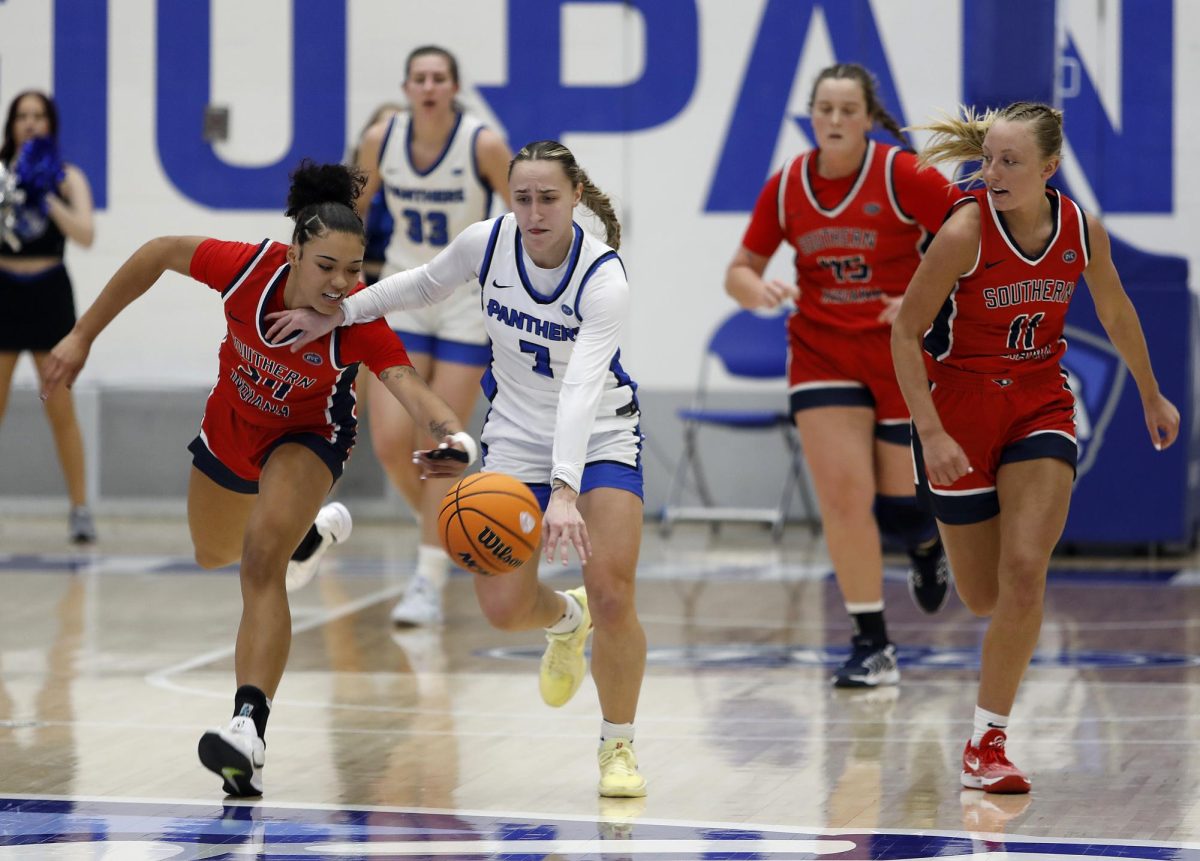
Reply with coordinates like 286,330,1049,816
539,586,591,707
598,738,647,798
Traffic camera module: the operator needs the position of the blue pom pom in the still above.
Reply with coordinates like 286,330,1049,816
14,136,66,207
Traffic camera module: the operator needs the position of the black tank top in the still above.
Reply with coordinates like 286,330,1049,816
0,214,66,258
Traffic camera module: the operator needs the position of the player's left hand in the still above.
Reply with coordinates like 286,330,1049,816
41,330,90,399
412,435,472,478
877,295,903,325
264,307,342,349
543,487,591,566
1143,392,1180,451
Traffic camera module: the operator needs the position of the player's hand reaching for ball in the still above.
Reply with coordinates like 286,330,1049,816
543,482,591,566
41,330,91,400
413,434,473,478
264,307,343,348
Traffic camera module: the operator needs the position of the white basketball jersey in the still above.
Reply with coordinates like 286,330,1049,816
475,214,641,482
377,111,494,274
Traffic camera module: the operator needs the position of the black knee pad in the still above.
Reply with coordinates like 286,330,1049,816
874,494,937,550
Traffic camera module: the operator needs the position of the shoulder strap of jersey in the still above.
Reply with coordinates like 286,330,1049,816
776,155,801,234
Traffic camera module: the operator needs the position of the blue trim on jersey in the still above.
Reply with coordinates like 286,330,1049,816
998,188,1061,263
221,239,271,298
256,264,297,348
407,111,463,178
515,222,583,304
609,349,640,412
527,459,644,509
378,113,398,175
572,250,621,321
469,124,488,193
480,366,498,401
330,328,348,370
477,217,505,288
326,366,359,447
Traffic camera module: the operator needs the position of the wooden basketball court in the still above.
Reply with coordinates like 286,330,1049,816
1,514,1198,858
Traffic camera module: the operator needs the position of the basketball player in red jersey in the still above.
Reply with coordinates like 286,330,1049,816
892,102,1179,793
726,63,961,689
41,161,477,798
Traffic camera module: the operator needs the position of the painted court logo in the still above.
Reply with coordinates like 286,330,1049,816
1,797,1195,859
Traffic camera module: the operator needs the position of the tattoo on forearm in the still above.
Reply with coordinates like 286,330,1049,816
428,421,452,440
378,365,417,382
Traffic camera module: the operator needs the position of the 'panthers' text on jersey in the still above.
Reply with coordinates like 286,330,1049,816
473,214,640,483
377,111,494,276
924,187,1090,378
190,239,411,433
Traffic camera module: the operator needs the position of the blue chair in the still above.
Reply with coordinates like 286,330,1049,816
660,308,817,541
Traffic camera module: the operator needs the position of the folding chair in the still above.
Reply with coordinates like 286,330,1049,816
660,308,817,541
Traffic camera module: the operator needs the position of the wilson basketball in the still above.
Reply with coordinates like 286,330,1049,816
438,472,542,576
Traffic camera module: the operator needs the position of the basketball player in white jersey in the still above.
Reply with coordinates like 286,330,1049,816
267,140,648,799
355,46,513,626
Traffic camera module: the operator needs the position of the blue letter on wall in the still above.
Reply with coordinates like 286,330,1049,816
477,0,697,147
706,0,901,213
1060,0,1172,213
156,0,345,209
54,0,108,208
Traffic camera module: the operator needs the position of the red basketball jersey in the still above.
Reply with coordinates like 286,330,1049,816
742,140,958,333
190,239,411,431
924,188,1090,379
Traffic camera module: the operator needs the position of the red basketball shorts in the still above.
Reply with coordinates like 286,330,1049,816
913,365,1078,524
788,318,910,444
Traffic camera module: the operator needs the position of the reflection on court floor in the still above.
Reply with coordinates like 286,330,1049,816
2,521,1199,853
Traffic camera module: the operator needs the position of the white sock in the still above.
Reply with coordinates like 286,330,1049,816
545,590,583,634
415,544,450,590
971,706,1008,745
845,600,885,614
601,720,635,743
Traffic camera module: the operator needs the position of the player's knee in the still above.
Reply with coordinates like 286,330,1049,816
586,578,636,631
955,583,996,617
998,560,1046,612
238,535,291,590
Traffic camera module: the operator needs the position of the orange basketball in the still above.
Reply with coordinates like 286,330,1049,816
438,472,542,576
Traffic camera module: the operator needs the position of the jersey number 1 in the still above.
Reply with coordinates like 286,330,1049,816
1006,312,1045,351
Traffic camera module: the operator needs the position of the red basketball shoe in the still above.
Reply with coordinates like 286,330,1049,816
961,728,1031,794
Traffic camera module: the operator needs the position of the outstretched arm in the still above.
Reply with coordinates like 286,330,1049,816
374,364,477,477
265,218,494,349
41,235,206,397
1082,214,1180,450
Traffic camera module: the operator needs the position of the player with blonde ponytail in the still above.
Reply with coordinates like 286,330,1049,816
893,101,1178,793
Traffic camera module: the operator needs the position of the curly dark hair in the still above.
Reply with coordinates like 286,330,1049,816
286,159,367,246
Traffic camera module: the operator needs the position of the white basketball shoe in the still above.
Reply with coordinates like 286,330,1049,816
285,502,352,592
